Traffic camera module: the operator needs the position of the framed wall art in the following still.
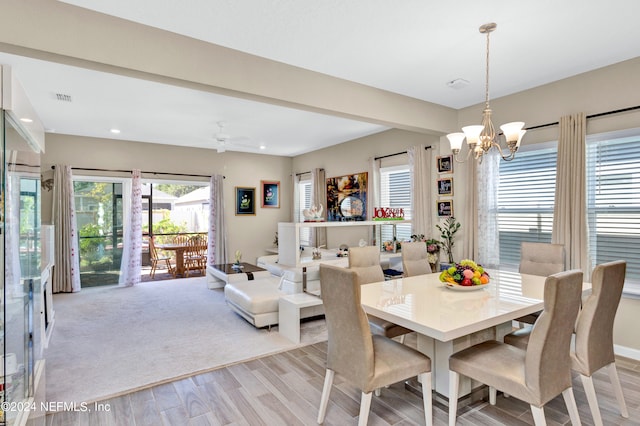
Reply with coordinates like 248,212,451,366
437,155,453,173
326,172,368,221
235,187,256,215
437,177,453,196
436,200,453,217
260,180,280,208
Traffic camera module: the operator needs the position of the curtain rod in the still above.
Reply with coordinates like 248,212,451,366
295,168,324,177
374,145,432,161
51,165,222,179
526,104,640,132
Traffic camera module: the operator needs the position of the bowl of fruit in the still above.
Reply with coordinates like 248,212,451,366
439,259,490,291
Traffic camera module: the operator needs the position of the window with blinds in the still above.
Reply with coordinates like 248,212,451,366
379,165,412,245
587,133,640,290
298,179,312,246
497,147,558,268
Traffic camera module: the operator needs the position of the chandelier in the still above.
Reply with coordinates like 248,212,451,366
447,23,526,163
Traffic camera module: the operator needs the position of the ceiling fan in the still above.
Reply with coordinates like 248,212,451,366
214,121,262,153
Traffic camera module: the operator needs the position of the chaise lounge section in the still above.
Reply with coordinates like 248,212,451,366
222,256,326,328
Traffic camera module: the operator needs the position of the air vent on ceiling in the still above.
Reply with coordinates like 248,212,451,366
55,93,73,102
446,79,470,90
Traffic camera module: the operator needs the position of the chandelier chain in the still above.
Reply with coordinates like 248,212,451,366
485,28,491,109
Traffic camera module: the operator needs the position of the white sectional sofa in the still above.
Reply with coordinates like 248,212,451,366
223,255,330,328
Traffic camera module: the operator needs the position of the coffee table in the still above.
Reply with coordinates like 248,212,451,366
207,262,267,288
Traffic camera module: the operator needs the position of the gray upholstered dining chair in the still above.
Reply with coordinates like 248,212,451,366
348,246,412,342
317,264,433,426
401,241,432,277
504,260,629,425
516,242,566,325
448,270,584,426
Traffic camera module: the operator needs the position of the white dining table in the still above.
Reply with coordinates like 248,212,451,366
360,269,592,398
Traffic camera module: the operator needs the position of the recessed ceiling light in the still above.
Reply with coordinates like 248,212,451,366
259,144,266,150
110,129,121,134
20,118,33,123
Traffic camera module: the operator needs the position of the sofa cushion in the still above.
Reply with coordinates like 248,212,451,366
224,277,283,316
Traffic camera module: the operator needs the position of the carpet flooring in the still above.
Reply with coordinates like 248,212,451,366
45,277,327,405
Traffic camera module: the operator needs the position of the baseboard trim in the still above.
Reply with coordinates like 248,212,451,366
615,344,640,361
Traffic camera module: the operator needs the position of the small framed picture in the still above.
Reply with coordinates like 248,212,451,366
437,177,453,196
261,180,280,208
437,155,453,173
235,187,256,215
436,200,453,217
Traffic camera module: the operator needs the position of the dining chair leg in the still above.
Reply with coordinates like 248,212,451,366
317,369,334,424
562,388,582,425
448,371,459,426
606,362,629,418
489,386,497,405
418,372,433,426
530,405,547,426
358,391,373,426
580,374,602,426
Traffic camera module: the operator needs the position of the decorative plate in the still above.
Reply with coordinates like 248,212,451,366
445,282,490,291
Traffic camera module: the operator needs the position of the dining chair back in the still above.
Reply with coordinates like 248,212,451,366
519,242,565,276
348,246,411,341
173,234,189,245
449,270,584,426
184,235,207,277
317,264,432,426
517,242,566,325
505,260,629,425
401,241,432,277
148,236,174,278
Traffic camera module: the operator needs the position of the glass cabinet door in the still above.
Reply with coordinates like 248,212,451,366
1,112,41,425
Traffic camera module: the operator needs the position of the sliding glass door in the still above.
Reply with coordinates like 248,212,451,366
73,181,123,287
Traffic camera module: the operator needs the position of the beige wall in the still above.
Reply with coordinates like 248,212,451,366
293,128,441,248
42,134,292,264
423,58,640,356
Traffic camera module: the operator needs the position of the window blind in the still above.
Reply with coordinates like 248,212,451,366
298,180,312,246
497,147,557,267
587,135,640,291
379,166,412,245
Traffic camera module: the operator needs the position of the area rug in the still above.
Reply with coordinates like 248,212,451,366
45,277,327,404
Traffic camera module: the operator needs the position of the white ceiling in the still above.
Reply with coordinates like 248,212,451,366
4,0,640,156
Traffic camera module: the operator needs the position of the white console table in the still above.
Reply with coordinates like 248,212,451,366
279,293,324,343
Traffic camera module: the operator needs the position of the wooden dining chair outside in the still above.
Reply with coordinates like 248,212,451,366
348,246,412,342
401,241,432,277
516,242,566,325
148,236,174,279
317,264,432,426
184,235,206,277
505,260,629,425
449,270,584,426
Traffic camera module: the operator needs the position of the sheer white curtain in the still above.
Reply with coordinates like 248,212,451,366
407,145,433,237
476,149,500,268
553,113,591,276
52,164,81,293
207,174,227,265
368,157,381,243
463,155,479,261
119,169,142,287
311,168,326,247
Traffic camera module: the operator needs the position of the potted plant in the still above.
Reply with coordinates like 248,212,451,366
436,216,461,268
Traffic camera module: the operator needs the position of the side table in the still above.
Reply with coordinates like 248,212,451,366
279,293,323,343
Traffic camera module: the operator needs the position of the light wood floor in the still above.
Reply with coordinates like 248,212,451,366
28,341,640,426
